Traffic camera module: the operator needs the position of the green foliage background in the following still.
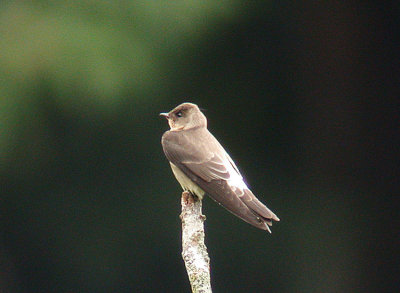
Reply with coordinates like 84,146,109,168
1,1,396,292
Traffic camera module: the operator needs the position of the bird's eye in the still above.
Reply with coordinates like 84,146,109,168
176,111,183,117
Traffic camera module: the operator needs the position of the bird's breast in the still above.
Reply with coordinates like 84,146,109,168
170,163,205,199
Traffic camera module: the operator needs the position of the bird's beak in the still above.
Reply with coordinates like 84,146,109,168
159,112,169,119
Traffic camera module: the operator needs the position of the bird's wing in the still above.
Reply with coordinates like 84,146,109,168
162,129,279,231
162,129,231,181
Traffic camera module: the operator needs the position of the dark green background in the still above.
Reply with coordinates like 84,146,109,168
1,1,396,292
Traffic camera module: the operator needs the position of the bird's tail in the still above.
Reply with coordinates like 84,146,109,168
242,189,280,233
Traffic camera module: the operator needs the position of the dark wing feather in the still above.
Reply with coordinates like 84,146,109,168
162,128,231,182
162,128,279,231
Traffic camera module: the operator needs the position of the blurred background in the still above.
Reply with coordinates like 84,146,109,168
1,1,397,292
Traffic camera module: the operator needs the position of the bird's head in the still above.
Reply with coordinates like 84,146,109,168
160,102,207,131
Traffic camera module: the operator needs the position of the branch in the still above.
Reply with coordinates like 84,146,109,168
180,191,212,293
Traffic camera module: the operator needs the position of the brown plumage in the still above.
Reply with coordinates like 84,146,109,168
160,102,279,232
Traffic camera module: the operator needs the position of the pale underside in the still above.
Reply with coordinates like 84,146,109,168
170,162,205,199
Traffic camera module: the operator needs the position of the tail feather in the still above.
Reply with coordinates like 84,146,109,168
242,189,280,222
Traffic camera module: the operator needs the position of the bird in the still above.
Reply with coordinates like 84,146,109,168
160,102,279,232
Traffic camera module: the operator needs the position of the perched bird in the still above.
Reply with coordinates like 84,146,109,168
160,102,279,232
